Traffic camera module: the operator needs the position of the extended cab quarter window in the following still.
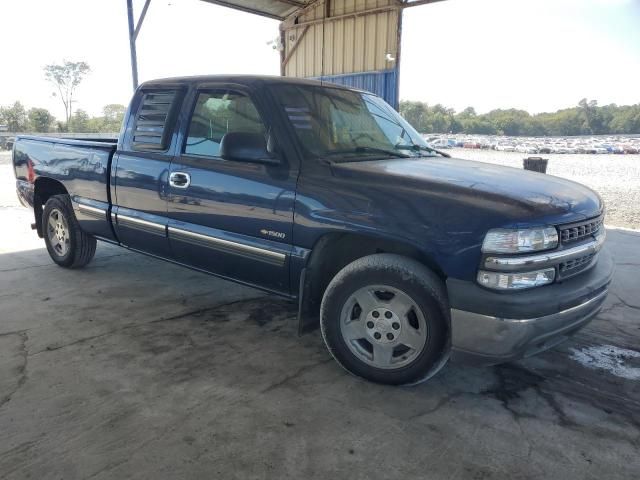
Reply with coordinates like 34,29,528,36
132,90,179,151
184,91,266,158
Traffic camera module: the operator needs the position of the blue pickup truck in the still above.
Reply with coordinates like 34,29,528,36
12,75,613,385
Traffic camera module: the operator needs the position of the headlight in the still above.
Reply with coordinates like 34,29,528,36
482,227,558,253
477,268,556,290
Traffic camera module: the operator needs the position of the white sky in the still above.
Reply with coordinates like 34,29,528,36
0,0,638,120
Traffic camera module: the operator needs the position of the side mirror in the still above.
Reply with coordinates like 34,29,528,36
219,132,280,165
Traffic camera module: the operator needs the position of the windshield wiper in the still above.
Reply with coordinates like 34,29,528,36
325,146,411,159
395,143,451,158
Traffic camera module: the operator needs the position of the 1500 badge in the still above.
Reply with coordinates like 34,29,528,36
260,229,286,239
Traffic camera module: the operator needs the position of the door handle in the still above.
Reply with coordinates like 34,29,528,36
169,171,191,189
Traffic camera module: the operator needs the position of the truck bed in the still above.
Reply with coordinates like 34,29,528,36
13,135,118,239
13,135,116,195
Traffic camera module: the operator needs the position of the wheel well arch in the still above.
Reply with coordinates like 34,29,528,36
33,177,68,237
297,232,446,333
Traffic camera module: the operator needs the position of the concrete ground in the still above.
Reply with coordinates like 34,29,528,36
1,153,639,479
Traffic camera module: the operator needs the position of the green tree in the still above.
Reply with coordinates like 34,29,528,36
399,100,428,132
27,107,55,132
459,106,477,118
609,105,640,134
84,104,126,133
55,121,68,133
483,109,532,136
100,104,126,132
0,102,28,131
68,109,91,133
578,98,607,135
400,99,640,136
44,60,91,125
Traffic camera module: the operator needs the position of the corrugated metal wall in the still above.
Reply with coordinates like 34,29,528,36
313,69,398,108
281,0,401,106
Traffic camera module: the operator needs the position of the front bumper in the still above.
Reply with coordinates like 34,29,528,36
448,247,614,365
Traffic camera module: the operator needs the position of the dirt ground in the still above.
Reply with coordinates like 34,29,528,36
1,150,639,479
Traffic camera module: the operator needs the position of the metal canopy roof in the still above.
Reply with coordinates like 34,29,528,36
199,0,445,21
199,0,303,20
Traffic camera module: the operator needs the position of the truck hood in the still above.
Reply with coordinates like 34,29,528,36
331,156,603,225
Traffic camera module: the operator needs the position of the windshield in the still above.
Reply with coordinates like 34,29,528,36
270,84,436,161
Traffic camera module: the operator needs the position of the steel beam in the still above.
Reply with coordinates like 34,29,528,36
281,25,310,69
403,0,447,8
200,0,284,20
282,0,324,24
127,0,139,91
277,0,307,7
134,0,152,41
280,4,399,29
395,8,403,110
127,0,152,91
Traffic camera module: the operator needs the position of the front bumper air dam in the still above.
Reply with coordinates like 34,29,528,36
447,247,614,366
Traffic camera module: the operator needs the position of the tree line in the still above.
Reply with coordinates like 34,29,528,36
400,99,640,136
0,101,126,133
0,60,126,134
4,57,639,138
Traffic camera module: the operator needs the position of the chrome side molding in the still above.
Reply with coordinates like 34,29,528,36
117,214,167,236
77,203,106,219
168,226,286,267
74,198,286,267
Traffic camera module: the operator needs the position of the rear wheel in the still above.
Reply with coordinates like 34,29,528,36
320,254,450,385
42,195,96,268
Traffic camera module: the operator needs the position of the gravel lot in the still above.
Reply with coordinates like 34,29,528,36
449,148,640,230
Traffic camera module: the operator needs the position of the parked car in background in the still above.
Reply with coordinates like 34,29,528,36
515,144,538,154
428,133,640,155
429,138,455,149
12,75,613,385
495,142,515,152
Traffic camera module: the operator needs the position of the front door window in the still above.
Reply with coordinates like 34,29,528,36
184,91,266,158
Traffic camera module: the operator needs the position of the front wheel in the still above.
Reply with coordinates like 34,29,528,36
42,195,97,268
320,254,450,385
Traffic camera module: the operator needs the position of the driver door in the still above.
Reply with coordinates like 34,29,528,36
166,86,298,294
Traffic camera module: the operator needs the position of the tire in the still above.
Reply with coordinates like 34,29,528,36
320,254,450,386
42,194,97,268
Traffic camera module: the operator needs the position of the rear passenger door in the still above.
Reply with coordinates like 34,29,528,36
166,85,298,294
112,87,183,258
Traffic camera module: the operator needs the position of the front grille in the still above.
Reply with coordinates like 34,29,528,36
559,252,596,278
560,253,596,273
560,216,603,244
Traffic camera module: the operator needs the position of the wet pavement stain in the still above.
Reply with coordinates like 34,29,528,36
482,364,545,404
569,345,640,381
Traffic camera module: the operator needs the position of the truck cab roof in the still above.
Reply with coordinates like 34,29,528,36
138,74,366,94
